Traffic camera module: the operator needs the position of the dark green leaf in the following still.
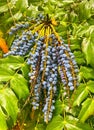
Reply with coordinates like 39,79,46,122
35,124,46,130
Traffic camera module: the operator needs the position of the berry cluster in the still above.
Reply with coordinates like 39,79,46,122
4,14,79,123
9,22,29,35
4,31,38,57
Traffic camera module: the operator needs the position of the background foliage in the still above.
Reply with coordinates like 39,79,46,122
0,0,94,130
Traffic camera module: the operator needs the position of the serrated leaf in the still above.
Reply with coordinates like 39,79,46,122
73,84,88,106
0,107,7,130
46,115,64,130
0,66,15,81
0,55,24,69
10,74,29,99
0,88,19,124
78,98,94,123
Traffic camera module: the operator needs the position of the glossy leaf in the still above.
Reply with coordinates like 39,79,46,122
79,66,94,81
78,98,94,123
0,55,24,69
0,88,19,124
86,80,94,93
73,84,88,106
0,107,7,130
21,63,29,79
10,74,29,99
0,66,14,81
64,116,93,130
46,115,64,130
82,37,94,68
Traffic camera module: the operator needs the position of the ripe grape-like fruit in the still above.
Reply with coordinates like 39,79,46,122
4,14,79,123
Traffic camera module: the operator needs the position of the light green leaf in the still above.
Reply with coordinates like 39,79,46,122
10,74,29,99
6,11,22,23
0,4,8,13
16,0,28,12
0,66,15,81
86,80,94,93
0,88,19,124
21,63,29,79
64,116,93,130
46,115,64,130
73,51,85,65
0,107,7,130
82,38,94,68
78,98,94,123
73,84,88,106
78,1,91,20
0,1,15,13
79,66,94,81
0,55,24,70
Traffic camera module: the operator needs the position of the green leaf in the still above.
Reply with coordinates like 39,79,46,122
6,11,22,23
0,4,8,13
64,116,93,130
35,124,46,130
10,74,29,99
54,100,63,115
86,80,94,93
0,66,15,81
16,0,28,12
82,37,94,68
73,51,85,65
0,107,7,130
78,1,91,21
46,115,64,130
78,98,94,123
0,55,24,70
0,88,19,124
21,63,29,79
79,66,94,81
73,84,88,106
